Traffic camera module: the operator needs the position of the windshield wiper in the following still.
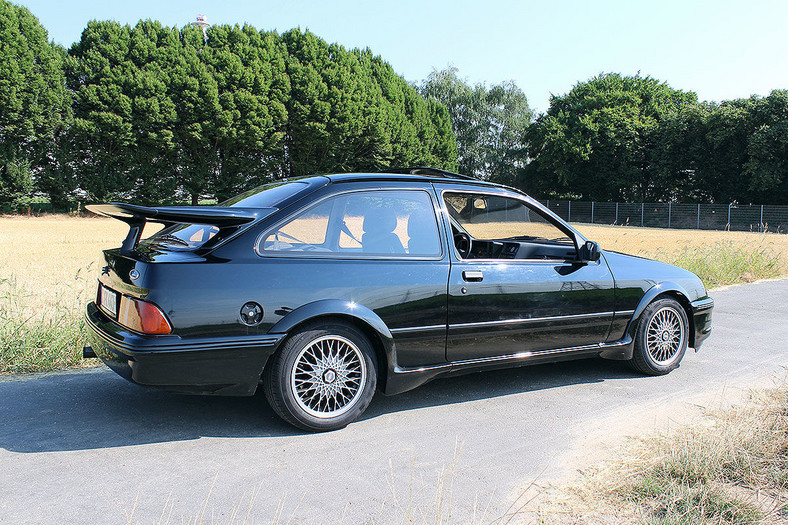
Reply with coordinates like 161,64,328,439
149,234,191,247
503,235,540,241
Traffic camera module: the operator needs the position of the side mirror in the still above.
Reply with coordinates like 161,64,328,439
579,240,601,262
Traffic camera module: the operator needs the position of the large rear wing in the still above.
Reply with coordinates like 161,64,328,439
86,203,273,253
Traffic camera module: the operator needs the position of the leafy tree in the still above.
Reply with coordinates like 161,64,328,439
66,20,181,204
200,24,289,201
282,29,456,177
0,0,70,209
741,91,788,204
665,91,788,205
527,73,697,201
419,67,530,182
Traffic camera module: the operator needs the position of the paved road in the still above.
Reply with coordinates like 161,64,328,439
1,280,786,524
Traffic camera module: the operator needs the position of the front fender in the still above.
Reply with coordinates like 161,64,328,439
626,281,694,341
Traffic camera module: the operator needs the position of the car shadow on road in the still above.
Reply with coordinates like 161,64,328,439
0,358,641,453
363,357,641,420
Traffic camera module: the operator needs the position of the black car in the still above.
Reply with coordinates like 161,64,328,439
84,168,714,431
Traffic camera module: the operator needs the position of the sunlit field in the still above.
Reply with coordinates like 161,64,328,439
1,215,785,374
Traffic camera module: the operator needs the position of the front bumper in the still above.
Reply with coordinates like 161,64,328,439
690,296,714,350
85,302,283,396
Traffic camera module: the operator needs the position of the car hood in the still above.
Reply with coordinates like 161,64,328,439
603,250,707,301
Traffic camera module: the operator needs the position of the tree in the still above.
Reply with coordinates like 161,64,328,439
527,73,697,201
419,67,530,183
200,24,289,201
66,20,179,203
741,91,788,204
0,0,70,209
6,10,456,207
281,29,457,178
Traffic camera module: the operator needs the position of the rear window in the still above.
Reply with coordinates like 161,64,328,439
142,223,221,250
220,181,308,208
139,182,308,251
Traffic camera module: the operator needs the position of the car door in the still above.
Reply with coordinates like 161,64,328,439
435,185,616,362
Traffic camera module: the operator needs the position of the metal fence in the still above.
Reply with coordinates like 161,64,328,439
541,200,788,234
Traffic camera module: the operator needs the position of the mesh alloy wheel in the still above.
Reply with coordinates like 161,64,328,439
645,306,686,365
629,297,690,376
289,335,367,419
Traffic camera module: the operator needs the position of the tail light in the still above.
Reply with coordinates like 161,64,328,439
117,296,172,335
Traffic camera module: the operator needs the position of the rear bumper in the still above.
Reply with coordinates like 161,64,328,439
85,302,283,396
690,296,714,350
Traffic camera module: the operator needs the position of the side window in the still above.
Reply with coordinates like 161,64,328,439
259,190,442,257
259,199,333,252
444,192,575,260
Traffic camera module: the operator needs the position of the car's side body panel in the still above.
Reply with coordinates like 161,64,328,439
445,258,617,360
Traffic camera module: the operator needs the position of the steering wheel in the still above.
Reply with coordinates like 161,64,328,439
453,232,471,259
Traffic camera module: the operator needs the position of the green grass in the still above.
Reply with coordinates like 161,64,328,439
0,274,90,374
657,240,784,288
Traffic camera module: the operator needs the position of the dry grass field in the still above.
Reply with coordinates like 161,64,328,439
576,222,788,263
523,383,788,524
1,216,138,373
0,214,786,374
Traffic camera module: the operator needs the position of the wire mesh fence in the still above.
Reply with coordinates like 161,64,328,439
542,200,788,234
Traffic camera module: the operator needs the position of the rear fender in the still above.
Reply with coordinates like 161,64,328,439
268,299,395,382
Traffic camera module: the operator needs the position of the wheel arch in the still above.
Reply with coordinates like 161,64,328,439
267,300,394,390
628,282,696,347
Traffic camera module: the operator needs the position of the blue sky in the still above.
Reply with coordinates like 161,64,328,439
18,0,788,113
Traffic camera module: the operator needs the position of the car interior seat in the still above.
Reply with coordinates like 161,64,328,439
362,208,405,254
406,210,439,255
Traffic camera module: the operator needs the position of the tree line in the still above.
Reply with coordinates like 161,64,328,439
421,70,788,205
0,1,456,210
2,0,786,211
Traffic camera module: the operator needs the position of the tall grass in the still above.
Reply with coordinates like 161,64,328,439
540,384,788,524
0,268,93,374
657,240,783,288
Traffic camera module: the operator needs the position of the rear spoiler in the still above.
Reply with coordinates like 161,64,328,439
86,203,273,253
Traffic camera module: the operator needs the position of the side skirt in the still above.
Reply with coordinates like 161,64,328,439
383,338,634,395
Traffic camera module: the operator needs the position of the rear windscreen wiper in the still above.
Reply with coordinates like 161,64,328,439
149,234,191,247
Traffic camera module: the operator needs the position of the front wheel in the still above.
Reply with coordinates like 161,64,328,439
263,321,377,431
629,297,689,375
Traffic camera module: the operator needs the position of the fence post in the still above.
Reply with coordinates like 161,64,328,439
615,202,619,224
568,201,571,222
727,203,731,230
591,202,594,224
697,204,700,229
668,202,671,228
641,202,644,227
760,205,764,232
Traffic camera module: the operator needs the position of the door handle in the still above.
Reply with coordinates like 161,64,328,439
462,270,484,282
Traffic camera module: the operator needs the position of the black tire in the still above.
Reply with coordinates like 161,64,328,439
629,297,689,375
263,320,377,432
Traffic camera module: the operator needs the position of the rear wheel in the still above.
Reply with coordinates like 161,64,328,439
629,297,688,375
263,321,377,431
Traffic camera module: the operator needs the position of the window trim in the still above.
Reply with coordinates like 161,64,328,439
254,187,446,261
438,188,583,264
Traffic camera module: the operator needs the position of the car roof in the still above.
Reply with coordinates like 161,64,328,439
321,167,505,190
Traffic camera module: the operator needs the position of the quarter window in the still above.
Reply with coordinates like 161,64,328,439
259,190,441,257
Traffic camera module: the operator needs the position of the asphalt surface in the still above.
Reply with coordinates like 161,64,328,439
1,279,786,524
